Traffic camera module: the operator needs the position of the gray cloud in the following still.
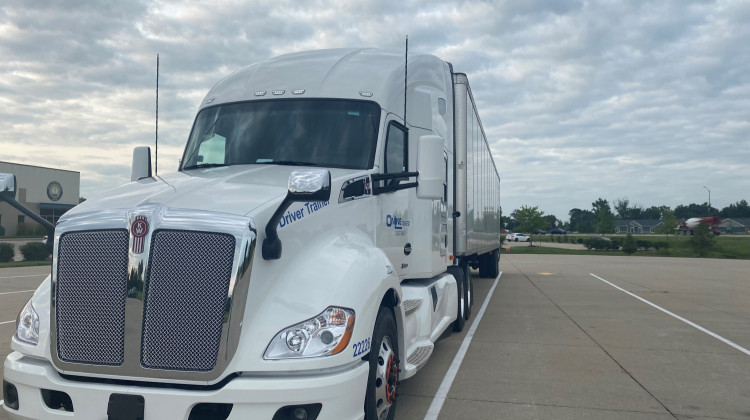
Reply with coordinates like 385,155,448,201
1,0,747,219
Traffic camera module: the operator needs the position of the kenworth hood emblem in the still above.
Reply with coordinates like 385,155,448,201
131,215,149,254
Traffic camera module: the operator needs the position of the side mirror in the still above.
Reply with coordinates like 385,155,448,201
288,169,331,201
0,173,16,199
416,135,444,200
263,169,332,260
131,146,153,181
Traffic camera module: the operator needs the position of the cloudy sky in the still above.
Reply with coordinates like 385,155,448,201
1,0,748,221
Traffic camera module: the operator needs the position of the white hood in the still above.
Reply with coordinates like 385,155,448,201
66,165,358,219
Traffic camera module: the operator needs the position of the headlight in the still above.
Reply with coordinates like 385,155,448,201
16,298,40,345
264,306,355,360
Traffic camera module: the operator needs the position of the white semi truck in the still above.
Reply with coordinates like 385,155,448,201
2,48,501,420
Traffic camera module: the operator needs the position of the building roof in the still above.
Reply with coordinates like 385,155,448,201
721,218,750,227
0,161,80,175
615,219,664,227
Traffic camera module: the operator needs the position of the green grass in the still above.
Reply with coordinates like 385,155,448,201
0,261,52,268
506,246,622,256
509,235,750,259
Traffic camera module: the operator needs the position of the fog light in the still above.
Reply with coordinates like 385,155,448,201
292,407,308,420
3,380,19,410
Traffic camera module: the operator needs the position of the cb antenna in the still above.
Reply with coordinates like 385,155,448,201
155,53,159,176
403,35,408,126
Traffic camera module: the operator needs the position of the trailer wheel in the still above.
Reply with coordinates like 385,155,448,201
365,307,399,420
448,266,466,332
479,250,500,279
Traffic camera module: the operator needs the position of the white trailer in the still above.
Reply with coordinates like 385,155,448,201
2,48,501,420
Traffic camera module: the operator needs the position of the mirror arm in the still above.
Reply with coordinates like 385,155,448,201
0,194,55,254
261,195,294,260
371,171,419,195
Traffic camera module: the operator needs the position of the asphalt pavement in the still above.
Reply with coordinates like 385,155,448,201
2,255,750,419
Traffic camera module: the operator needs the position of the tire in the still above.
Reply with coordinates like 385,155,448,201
365,307,399,420
447,266,465,332
479,250,500,279
463,263,473,320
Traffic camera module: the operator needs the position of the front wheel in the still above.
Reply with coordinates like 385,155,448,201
462,263,473,321
447,266,466,332
365,307,399,420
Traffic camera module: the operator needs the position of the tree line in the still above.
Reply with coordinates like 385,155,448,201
506,199,750,234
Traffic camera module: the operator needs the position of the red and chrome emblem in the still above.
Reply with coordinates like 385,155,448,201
131,216,149,254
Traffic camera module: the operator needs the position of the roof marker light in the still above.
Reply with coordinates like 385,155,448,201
272,90,285,95
359,91,373,97
292,89,305,95
254,91,267,96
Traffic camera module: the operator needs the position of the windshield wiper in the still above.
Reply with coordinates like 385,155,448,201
182,163,229,170
267,161,319,167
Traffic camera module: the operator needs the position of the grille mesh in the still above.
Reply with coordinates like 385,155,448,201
141,230,235,372
56,230,129,366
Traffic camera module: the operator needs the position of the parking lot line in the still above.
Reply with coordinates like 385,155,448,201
0,274,47,279
0,290,35,296
590,273,750,357
424,271,503,420
0,320,14,325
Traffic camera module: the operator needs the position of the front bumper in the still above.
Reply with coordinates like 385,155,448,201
3,352,368,420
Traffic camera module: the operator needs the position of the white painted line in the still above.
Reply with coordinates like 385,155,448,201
590,273,750,357
0,399,3,406
0,274,48,279
425,271,503,420
0,320,15,325
0,289,35,296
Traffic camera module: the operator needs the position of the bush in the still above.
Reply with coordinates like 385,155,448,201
622,234,637,255
689,221,715,257
0,243,14,262
20,242,49,261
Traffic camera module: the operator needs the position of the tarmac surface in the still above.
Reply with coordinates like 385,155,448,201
2,255,749,419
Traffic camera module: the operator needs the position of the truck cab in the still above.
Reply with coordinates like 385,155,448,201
3,48,501,420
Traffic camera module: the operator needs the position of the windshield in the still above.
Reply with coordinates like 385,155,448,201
180,99,380,170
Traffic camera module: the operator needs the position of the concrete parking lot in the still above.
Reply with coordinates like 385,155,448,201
2,255,750,419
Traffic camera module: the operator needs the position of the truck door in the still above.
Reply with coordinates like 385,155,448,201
376,119,412,277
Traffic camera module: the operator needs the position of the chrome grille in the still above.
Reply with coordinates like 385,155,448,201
56,230,129,366
141,230,235,372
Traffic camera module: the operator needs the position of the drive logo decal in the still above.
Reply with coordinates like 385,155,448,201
386,215,410,237
131,216,149,254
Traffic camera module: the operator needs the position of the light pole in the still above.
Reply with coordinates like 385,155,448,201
703,186,711,212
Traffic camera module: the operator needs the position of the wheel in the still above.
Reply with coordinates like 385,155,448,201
463,263,473,320
514,238,518,242
526,238,530,242
447,266,465,332
479,250,500,279
365,307,399,420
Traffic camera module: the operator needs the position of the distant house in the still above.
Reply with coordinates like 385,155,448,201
615,219,664,234
719,218,750,234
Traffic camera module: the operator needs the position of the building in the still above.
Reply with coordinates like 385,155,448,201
0,161,80,237
615,219,664,234
719,218,750,234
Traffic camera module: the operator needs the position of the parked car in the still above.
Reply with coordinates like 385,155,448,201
533,229,547,235
550,228,567,235
586,236,620,250
509,233,531,242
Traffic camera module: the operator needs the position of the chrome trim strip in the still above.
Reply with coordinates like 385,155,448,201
50,205,256,383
